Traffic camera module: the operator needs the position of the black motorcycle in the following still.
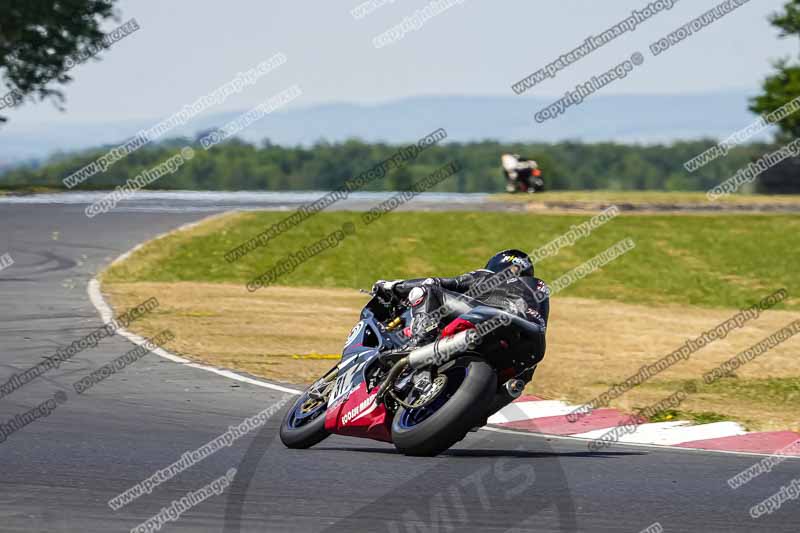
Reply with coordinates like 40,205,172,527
279,286,545,456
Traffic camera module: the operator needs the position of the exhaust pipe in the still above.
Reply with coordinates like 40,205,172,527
375,356,409,405
407,329,476,369
377,329,479,405
503,379,525,399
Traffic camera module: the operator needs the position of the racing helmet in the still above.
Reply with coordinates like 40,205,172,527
485,249,533,277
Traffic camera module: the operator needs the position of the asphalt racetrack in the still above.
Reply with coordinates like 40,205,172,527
0,197,798,532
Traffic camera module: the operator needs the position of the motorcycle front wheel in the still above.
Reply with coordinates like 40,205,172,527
391,358,497,456
279,367,336,449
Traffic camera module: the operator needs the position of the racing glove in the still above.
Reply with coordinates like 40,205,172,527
372,279,402,299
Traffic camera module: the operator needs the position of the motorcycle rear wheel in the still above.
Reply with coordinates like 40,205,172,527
391,358,497,456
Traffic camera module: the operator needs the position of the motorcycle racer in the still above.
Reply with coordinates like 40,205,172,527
372,249,549,370
501,153,544,193
281,250,551,453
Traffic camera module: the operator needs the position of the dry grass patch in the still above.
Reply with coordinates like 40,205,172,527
103,282,365,384
104,282,800,431
541,297,800,431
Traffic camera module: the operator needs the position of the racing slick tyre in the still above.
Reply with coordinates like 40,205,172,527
280,387,331,449
391,358,497,456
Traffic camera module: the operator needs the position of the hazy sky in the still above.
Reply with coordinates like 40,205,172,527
4,0,797,128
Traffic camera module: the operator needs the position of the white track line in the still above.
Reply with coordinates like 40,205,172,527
481,426,800,461
488,400,575,424
87,214,301,396
88,214,800,460
573,420,689,440
88,279,300,395
574,420,748,445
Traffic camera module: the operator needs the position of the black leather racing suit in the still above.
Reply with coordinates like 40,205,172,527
392,268,549,362
394,269,548,323
389,269,549,415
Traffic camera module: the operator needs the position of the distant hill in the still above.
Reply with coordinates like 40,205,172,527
0,90,772,166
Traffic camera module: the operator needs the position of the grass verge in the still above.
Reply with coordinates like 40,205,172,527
102,281,800,432
103,210,799,310
101,210,800,432
636,377,800,431
647,409,731,425
0,186,63,195
492,190,800,206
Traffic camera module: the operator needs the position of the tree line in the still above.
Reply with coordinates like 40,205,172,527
2,1,799,194
1,136,795,194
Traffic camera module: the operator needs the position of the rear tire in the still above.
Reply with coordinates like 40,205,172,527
391,359,496,456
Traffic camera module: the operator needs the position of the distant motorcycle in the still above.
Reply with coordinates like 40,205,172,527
279,286,545,456
502,153,544,193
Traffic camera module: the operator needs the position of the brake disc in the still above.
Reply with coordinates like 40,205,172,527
407,374,448,409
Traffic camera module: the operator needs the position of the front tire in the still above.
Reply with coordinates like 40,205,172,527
280,371,335,449
391,359,497,456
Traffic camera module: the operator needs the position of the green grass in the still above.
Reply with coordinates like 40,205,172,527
646,408,731,425
104,210,799,310
637,377,800,429
492,190,800,205
698,376,800,405
0,185,62,195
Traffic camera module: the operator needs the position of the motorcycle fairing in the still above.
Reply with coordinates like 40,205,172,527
324,317,393,442
324,381,392,442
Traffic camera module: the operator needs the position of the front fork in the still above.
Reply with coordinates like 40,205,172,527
303,366,338,413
